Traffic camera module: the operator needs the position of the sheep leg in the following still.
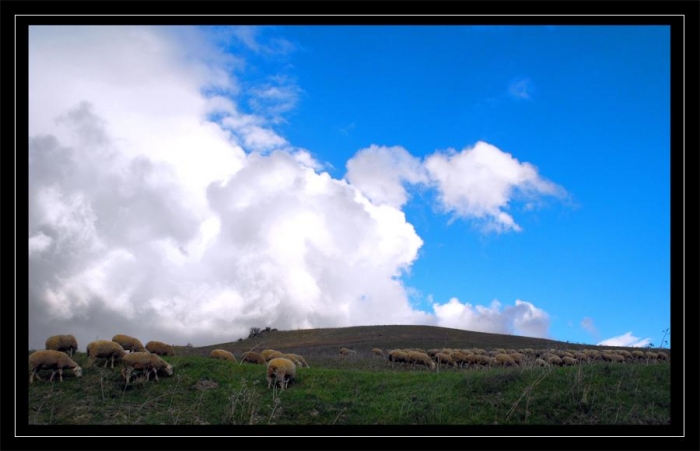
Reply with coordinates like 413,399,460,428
58,369,64,382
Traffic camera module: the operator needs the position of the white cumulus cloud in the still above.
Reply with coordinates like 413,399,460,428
432,298,550,338
598,332,652,348
26,25,559,351
345,144,428,208
424,141,566,233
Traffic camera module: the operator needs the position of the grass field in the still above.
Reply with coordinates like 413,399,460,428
25,325,672,427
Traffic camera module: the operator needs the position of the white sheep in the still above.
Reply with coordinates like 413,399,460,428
145,340,175,356
601,352,624,363
122,352,173,384
261,349,281,361
241,351,267,365
494,353,517,367
285,353,309,368
475,354,495,367
29,350,83,383
545,354,563,366
372,348,385,358
264,350,285,362
266,357,297,390
210,349,237,362
112,334,146,353
86,340,127,368
388,350,408,364
631,350,646,360
434,352,456,368
407,351,436,370
339,347,357,356
561,356,578,366
45,334,78,357
509,352,525,366
534,358,549,367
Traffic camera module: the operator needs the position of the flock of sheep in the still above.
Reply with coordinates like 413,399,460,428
29,334,175,385
28,334,311,392
354,346,670,370
29,333,669,392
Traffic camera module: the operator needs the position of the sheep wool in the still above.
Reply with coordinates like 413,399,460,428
266,357,297,390
122,352,173,384
145,341,175,356
45,335,78,357
29,350,83,383
494,354,517,367
112,334,146,353
242,351,266,365
285,353,309,368
264,351,284,362
210,349,237,362
87,340,127,368
387,350,408,364
407,351,436,370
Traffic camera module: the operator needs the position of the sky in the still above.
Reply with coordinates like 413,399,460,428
26,24,672,351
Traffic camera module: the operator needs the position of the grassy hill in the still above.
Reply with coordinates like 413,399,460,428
25,325,672,428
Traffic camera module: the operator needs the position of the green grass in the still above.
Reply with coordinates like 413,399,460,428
27,352,670,426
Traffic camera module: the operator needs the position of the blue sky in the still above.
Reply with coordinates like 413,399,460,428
27,24,671,349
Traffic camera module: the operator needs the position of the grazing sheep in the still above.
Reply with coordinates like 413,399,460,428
145,341,175,356
112,334,146,353
534,358,549,367
631,350,646,360
617,350,633,361
388,350,408,364
545,355,563,366
407,351,436,370
508,352,525,366
372,348,385,358
86,340,126,369
210,349,237,363
339,347,357,356
266,357,297,390
261,349,280,361
657,351,669,361
285,353,309,368
474,354,495,367
280,354,303,367
561,356,578,366
573,352,590,363
241,351,266,365
494,354,517,367
645,351,659,360
602,352,624,363
450,351,471,368
434,352,456,368
29,350,83,383
45,335,78,357
122,352,173,384
264,351,284,362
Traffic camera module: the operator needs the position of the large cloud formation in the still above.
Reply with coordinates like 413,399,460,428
27,25,559,349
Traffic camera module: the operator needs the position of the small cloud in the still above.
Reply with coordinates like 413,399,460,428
424,141,566,233
598,332,652,348
338,122,357,136
581,316,601,341
508,77,534,100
